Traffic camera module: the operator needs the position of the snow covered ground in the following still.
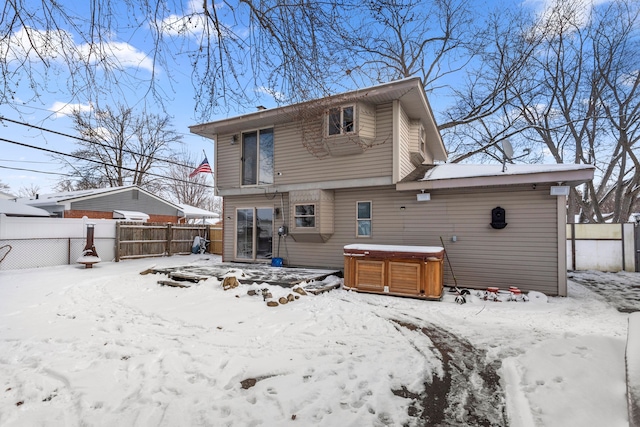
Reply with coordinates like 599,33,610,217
0,255,633,426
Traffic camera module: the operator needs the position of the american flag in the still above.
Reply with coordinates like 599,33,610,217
189,157,212,178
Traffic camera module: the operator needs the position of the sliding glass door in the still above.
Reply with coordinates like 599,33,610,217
236,207,273,260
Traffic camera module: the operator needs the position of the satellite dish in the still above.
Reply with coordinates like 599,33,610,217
501,140,514,173
502,140,514,160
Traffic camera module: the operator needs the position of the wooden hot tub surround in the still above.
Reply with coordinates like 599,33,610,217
343,244,445,300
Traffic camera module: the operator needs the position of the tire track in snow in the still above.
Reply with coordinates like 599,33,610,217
334,294,507,426
390,319,507,426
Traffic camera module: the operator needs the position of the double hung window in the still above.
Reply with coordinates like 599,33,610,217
294,204,316,228
356,201,372,237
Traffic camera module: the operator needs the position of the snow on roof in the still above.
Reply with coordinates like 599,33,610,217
178,204,220,219
0,191,16,200
16,185,181,210
0,199,51,217
16,185,138,207
420,163,594,181
112,210,150,221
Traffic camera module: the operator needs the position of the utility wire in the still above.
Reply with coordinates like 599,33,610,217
0,158,57,164
0,165,75,177
0,115,203,169
0,137,215,188
1,102,202,140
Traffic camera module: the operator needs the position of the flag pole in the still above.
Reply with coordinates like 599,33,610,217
203,149,214,179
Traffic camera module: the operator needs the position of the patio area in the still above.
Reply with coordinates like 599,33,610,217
145,261,342,291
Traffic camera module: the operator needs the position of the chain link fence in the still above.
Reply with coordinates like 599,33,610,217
0,238,116,271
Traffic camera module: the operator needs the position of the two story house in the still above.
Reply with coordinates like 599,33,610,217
190,78,594,296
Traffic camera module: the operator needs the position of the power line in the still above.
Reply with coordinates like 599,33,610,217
0,102,203,139
0,165,75,177
0,115,204,169
0,137,215,188
0,158,57,164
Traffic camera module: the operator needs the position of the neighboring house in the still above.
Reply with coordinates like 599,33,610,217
0,199,50,217
15,185,181,222
190,77,594,296
0,191,16,200
177,204,221,225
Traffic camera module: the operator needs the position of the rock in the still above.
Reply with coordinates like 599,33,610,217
222,276,240,290
263,292,273,300
266,300,279,307
287,293,295,302
293,287,307,296
278,297,288,305
247,289,257,296
240,378,257,389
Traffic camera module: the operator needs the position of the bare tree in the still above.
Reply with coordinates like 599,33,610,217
162,150,214,208
591,1,640,223
59,104,181,190
18,183,40,197
0,0,344,119
510,0,639,223
3,0,638,223
443,0,639,223
0,179,11,194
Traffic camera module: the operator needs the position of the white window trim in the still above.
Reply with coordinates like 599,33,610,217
293,203,317,229
241,127,274,187
419,124,427,157
326,105,356,136
356,200,372,238
234,206,274,261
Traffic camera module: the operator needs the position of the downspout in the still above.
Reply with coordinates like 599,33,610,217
557,194,568,296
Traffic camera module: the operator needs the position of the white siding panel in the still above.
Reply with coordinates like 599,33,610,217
398,106,414,180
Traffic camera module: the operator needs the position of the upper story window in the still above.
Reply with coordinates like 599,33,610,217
328,105,355,136
419,125,426,155
242,128,274,186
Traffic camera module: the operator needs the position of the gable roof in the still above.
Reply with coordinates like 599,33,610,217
190,77,447,161
16,185,181,210
397,163,595,190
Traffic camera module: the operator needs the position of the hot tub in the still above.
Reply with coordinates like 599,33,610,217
343,244,445,300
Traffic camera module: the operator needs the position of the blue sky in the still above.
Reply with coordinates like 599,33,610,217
0,0,582,196
0,0,284,195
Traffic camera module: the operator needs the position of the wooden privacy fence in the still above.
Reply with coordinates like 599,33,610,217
115,222,222,261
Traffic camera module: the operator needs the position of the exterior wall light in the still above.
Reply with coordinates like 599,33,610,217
550,186,570,196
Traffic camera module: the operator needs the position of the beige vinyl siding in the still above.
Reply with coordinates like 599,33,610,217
357,103,376,140
223,184,560,295
397,105,414,180
275,104,394,184
215,132,242,189
319,191,335,233
215,104,394,191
